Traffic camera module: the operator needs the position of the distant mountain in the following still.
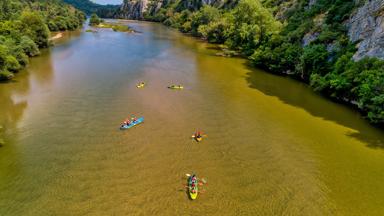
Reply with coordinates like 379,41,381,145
63,0,119,17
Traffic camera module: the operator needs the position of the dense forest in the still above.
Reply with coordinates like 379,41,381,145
142,0,384,125
63,0,119,17
0,0,85,81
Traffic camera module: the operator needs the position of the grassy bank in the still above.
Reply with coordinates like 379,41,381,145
89,13,135,32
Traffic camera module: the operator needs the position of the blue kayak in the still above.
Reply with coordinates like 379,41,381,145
120,117,144,130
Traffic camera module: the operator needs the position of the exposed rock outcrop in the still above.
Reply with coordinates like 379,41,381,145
116,0,234,20
347,0,384,60
117,0,149,20
302,32,319,46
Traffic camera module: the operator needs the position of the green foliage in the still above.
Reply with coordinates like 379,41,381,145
0,0,23,21
190,6,221,35
90,13,102,26
5,55,20,72
149,0,281,54
63,0,119,17
149,8,167,22
19,36,40,57
48,21,59,32
325,0,355,24
251,0,384,123
53,16,68,31
251,38,302,74
0,0,84,81
117,0,384,124
0,45,8,69
180,21,192,33
0,70,14,81
300,44,329,79
225,0,281,55
198,15,230,44
315,25,342,44
112,25,133,32
20,11,50,48
313,57,384,124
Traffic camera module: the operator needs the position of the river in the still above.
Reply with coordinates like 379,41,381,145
1,21,384,215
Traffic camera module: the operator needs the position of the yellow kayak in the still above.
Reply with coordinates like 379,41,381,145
136,82,145,88
192,134,203,142
189,190,198,200
188,175,198,200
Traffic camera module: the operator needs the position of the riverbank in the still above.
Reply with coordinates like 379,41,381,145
0,1,85,82
1,22,384,214
49,32,63,41
140,10,384,126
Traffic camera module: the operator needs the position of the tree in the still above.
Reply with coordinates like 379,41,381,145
0,45,8,70
89,13,101,26
5,55,20,72
190,6,221,35
20,11,50,48
225,0,282,55
19,36,40,57
299,44,329,80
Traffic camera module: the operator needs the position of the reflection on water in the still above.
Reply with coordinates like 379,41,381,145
244,64,384,149
0,21,384,215
0,42,57,216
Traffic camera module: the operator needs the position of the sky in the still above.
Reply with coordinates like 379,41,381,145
91,0,122,5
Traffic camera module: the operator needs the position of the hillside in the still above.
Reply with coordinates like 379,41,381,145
116,0,384,124
63,0,119,17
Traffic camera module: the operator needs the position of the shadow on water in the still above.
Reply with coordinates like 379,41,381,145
0,77,30,131
0,43,55,143
0,42,57,208
244,63,384,149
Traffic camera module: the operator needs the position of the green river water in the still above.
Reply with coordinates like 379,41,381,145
1,21,384,215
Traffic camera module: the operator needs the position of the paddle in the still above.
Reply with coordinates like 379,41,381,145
191,133,207,138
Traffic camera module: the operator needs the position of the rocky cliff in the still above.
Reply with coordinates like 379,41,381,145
347,0,384,60
117,0,384,61
271,0,384,61
116,0,234,19
116,0,149,20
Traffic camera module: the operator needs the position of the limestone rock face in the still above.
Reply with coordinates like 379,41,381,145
347,0,384,60
117,0,149,20
116,0,232,20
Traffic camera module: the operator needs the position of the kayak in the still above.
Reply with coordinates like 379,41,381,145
192,134,203,142
188,175,198,200
168,85,184,89
136,82,145,88
120,117,144,130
